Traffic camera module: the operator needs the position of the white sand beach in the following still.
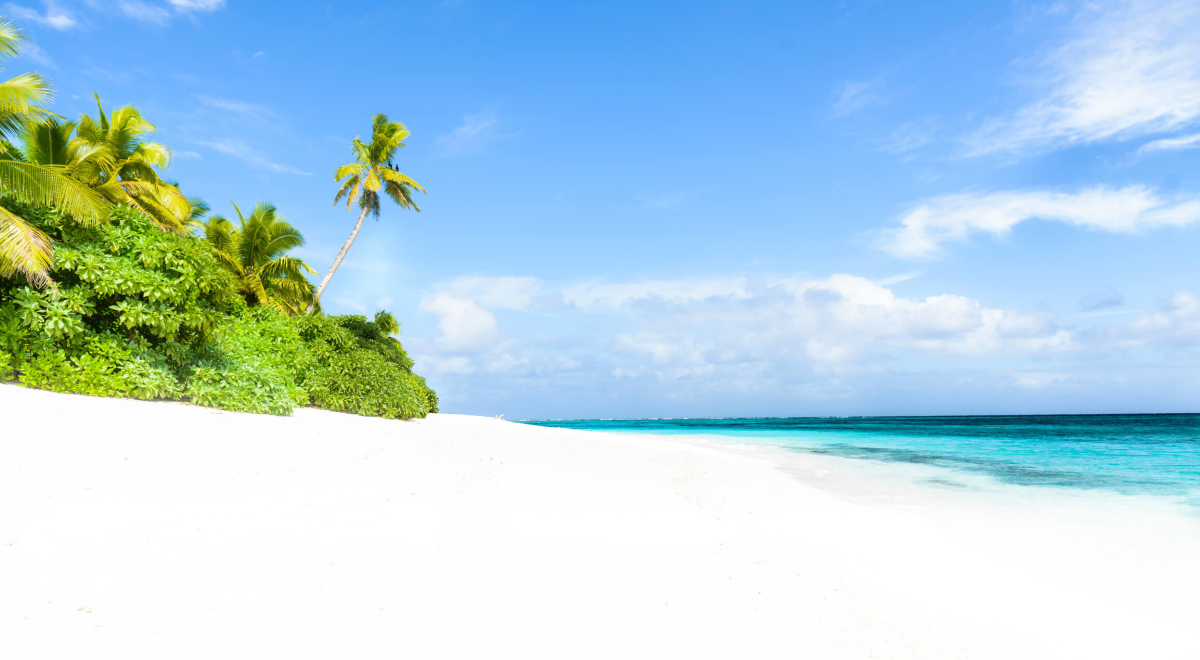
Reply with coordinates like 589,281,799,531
2,383,1199,659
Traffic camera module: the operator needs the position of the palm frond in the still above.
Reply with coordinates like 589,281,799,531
0,18,26,61
0,205,53,289
259,256,317,278
0,73,54,134
130,141,171,169
379,166,425,192
383,180,419,211
334,163,367,180
0,160,110,225
334,176,360,209
20,117,76,166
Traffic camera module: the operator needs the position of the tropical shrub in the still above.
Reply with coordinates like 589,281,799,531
295,312,438,418
184,306,311,415
303,349,430,419
0,202,235,400
0,199,437,418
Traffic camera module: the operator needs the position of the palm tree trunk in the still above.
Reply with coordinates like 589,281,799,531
308,206,371,314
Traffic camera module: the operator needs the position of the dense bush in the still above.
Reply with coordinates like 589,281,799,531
185,305,312,415
0,200,437,419
295,313,439,418
0,202,235,400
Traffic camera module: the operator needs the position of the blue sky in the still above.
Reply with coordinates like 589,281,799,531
9,0,1200,418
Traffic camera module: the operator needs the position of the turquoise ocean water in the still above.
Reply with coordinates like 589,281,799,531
521,415,1200,501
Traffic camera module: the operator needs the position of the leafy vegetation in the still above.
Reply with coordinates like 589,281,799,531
0,202,436,418
0,13,437,420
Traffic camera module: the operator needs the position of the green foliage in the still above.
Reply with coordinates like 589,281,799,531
0,203,235,400
303,349,430,419
294,311,437,417
184,307,311,415
1,145,436,420
199,201,319,315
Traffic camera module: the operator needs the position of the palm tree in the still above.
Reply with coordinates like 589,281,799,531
0,19,110,288
69,95,191,232
307,113,425,313
374,310,399,335
201,201,320,315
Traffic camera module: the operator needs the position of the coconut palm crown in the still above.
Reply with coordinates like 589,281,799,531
69,95,191,232
201,201,320,316
307,113,424,312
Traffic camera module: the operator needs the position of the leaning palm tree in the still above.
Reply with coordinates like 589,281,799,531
0,19,110,288
307,113,425,313
69,95,191,232
201,201,320,315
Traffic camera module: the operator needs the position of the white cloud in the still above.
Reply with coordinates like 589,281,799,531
414,273,1078,387
965,0,1200,156
1125,291,1200,348
1136,131,1200,156
168,0,223,11
5,2,77,30
418,294,498,350
1012,371,1075,390
437,276,544,310
194,138,310,175
411,274,1200,412
176,150,202,159
437,110,509,155
119,0,170,24
876,185,1200,259
564,277,752,310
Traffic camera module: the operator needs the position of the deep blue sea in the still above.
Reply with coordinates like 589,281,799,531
521,415,1200,499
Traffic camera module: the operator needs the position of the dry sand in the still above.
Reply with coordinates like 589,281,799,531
2,383,1199,659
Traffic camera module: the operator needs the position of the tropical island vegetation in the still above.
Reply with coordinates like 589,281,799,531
0,16,436,419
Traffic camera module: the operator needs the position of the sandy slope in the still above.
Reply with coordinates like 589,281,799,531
2,384,1199,659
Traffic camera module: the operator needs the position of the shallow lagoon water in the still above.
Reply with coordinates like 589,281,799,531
522,415,1200,502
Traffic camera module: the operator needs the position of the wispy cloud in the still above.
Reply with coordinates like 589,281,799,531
832,79,883,116
19,41,54,68
876,185,1200,259
881,117,939,155
168,0,224,11
437,110,512,155
194,138,310,175
84,67,131,85
1135,131,1200,157
195,95,274,121
5,2,77,30
119,0,169,24
964,0,1200,156
177,150,203,160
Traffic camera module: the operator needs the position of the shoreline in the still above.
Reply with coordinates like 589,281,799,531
3,384,1199,658
600,427,1200,516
